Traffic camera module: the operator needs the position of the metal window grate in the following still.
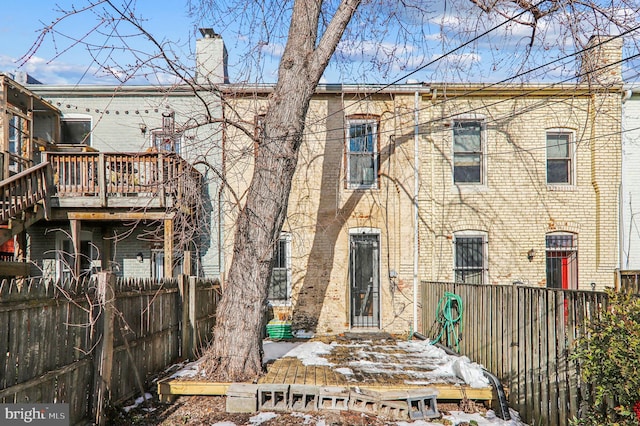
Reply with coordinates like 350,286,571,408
454,236,485,284
545,234,578,289
269,238,289,301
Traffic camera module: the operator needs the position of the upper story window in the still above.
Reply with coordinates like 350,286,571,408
453,120,484,184
546,130,574,185
454,232,487,284
269,234,291,304
346,117,379,189
546,233,578,289
61,114,92,145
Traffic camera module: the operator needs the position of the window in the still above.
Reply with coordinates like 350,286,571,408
152,132,182,154
56,231,98,281
347,118,378,188
152,111,181,153
546,131,573,184
546,233,578,289
454,234,486,284
453,120,484,184
9,116,20,154
61,114,92,145
269,234,291,303
152,249,164,280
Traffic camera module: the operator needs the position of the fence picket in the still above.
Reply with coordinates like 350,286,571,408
420,281,608,426
0,275,219,423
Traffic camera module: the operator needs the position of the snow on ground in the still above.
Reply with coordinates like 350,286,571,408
123,393,154,413
206,409,524,425
276,339,490,388
278,340,337,366
262,340,303,364
164,338,526,425
169,358,204,379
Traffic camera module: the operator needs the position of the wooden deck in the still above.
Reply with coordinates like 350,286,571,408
158,338,495,403
259,357,493,401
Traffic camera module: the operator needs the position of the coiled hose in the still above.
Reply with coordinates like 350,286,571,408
431,291,463,352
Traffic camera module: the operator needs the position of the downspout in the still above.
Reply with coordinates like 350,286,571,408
413,90,420,333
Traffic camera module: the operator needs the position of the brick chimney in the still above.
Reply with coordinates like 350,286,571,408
579,35,623,86
196,28,228,84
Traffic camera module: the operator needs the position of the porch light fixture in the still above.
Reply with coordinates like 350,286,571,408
527,249,535,262
136,252,144,263
139,123,147,135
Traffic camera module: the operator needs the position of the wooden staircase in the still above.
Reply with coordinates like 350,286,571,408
0,161,54,247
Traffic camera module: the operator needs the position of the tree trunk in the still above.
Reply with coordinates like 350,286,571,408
203,0,361,382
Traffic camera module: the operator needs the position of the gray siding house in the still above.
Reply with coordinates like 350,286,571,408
0,30,226,282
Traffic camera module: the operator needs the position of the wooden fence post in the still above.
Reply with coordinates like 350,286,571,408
189,276,197,356
94,272,115,426
179,274,192,359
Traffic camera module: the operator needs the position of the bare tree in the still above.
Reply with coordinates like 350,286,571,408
24,0,640,382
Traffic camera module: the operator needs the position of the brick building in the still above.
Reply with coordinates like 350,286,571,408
222,36,623,335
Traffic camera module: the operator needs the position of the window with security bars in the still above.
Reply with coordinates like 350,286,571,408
454,236,486,284
546,132,573,184
347,119,378,188
269,236,290,302
453,120,483,184
546,234,578,289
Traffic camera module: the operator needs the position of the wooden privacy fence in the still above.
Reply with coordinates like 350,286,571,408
0,273,219,425
421,281,607,426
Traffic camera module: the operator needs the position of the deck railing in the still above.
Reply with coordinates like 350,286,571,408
43,152,202,208
0,162,52,222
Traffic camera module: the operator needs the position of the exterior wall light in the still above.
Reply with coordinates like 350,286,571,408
136,252,144,263
527,249,535,262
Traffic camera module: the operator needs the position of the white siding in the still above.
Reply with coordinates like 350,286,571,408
622,91,640,269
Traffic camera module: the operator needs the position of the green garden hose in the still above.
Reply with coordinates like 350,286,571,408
431,292,463,352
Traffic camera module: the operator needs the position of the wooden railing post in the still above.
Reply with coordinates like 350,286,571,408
94,272,115,426
98,153,107,207
158,154,166,208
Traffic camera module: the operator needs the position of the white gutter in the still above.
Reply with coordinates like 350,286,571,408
413,90,420,333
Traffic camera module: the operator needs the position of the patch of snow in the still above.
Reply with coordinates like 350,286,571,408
211,422,237,426
293,329,315,338
452,356,490,388
169,359,203,379
335,367,354,376
395,409,523,425
282,341,336,366
249,411,278,424
263,341,303,364
122,393,153,413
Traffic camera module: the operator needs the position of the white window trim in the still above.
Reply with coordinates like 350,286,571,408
268,233,292,306
346,118,379,190
55,230,96,281
546,128,576,188
452,230,488,285
451,116,487,187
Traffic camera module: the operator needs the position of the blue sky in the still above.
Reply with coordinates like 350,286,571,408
0,1,201,84
0,1,638,86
